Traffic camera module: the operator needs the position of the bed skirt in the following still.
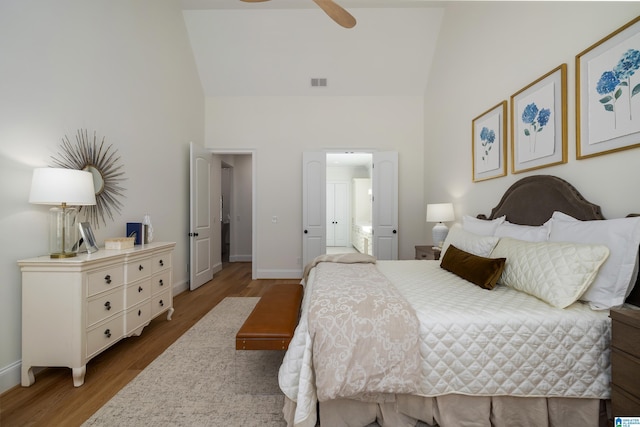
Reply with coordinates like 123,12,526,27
283,395,610,427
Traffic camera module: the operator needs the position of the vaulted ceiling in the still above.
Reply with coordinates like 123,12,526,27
180,1,445,96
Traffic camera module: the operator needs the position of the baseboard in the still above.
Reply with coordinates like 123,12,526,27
229,254,252,262
0,359,21,395
256,268,302,279
172,278,189,296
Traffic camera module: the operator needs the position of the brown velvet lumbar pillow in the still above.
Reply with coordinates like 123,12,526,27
440,244,506,290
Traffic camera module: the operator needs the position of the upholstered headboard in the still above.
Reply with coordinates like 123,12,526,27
478,175,604,225
478,175,639,307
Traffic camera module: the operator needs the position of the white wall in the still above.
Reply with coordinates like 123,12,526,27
425,3,640,227
0,0,204,393
205,96,425,277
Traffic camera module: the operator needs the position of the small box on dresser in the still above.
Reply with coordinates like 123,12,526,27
610,308,640,417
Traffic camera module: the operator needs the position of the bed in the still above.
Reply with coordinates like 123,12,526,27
279,175,640,427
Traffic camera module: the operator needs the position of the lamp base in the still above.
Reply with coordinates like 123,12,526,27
432,222,449,248
48,205,79,258
50,251,78,259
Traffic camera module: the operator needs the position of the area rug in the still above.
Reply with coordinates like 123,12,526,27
83,297,287,427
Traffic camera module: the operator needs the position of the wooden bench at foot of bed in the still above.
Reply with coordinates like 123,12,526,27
236,283,303,350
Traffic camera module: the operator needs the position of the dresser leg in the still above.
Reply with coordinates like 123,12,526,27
21,365,35,386
72,366,86,387
167,307,174,321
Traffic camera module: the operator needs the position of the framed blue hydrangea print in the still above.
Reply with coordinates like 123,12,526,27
576,16,640,159
472,101,507,182
510,64,567,174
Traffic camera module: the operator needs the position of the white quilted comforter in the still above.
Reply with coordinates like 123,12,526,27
278,260,612,427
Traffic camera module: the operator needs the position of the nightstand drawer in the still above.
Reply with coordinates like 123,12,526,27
611,314,640,358
612,348,640,398
612,384,640,416
415,245,441,261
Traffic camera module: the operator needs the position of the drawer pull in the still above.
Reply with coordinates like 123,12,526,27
104,329,111,338
104,301,111,311
138,265,144,271
159,300,164,307
159,259,164,267
138,309,142,316
138,286,143,292
159,279,164,287
105,275,112,284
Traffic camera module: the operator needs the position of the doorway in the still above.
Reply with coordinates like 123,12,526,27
326,152,372,255
190,146,257,286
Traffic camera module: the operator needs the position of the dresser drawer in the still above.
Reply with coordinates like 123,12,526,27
87,288,124,327
151,289,171,317
151,270,171,295
611,348,640,398
87,266,124,297
152,252,171,273
126,301,151,335
126,258,152,283
126,279,151,308
86,315,124,358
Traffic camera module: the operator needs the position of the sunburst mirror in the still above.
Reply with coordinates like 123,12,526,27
51,129,126,228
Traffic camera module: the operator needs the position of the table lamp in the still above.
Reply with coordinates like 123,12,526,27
29,168,96,258
426,203,455,248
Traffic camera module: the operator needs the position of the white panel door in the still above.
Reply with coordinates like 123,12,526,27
372,151,398,260
189,142,214,290
302,152,326,269
326,181,348,247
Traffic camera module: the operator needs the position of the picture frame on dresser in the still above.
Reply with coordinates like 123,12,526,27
510,64,568,174
576,15,640,159
79,222,98,253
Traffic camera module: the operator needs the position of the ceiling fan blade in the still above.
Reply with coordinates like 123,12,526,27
312,0,356,28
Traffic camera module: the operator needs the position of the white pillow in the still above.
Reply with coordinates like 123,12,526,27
494,220,550,242
462,215,505,236
491,237,610,309
549,211,640,310
441,224,500,259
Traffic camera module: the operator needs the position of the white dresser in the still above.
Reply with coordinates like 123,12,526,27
18,242,175,387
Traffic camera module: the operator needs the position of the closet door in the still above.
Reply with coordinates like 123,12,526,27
326,182,348,247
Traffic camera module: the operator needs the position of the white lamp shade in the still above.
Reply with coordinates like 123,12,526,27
426,203,455,223
29,168,96,206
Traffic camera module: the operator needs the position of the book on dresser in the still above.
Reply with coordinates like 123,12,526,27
18,242,176,387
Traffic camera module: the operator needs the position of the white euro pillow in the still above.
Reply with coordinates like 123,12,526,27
549,212,640,310
441,224,500,259
491,237,609,309
462,215,505,236
494,220,551,242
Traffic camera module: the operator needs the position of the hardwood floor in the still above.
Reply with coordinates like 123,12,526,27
0,262,300,427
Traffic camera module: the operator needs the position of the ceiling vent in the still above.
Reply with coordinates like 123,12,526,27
311,78,327,87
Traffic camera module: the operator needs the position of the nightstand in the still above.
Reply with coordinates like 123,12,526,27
415,245,441,261
610,308,640,416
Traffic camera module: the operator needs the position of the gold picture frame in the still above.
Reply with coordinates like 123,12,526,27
576,15,640,159
510,64,567,174
472,101,507,182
